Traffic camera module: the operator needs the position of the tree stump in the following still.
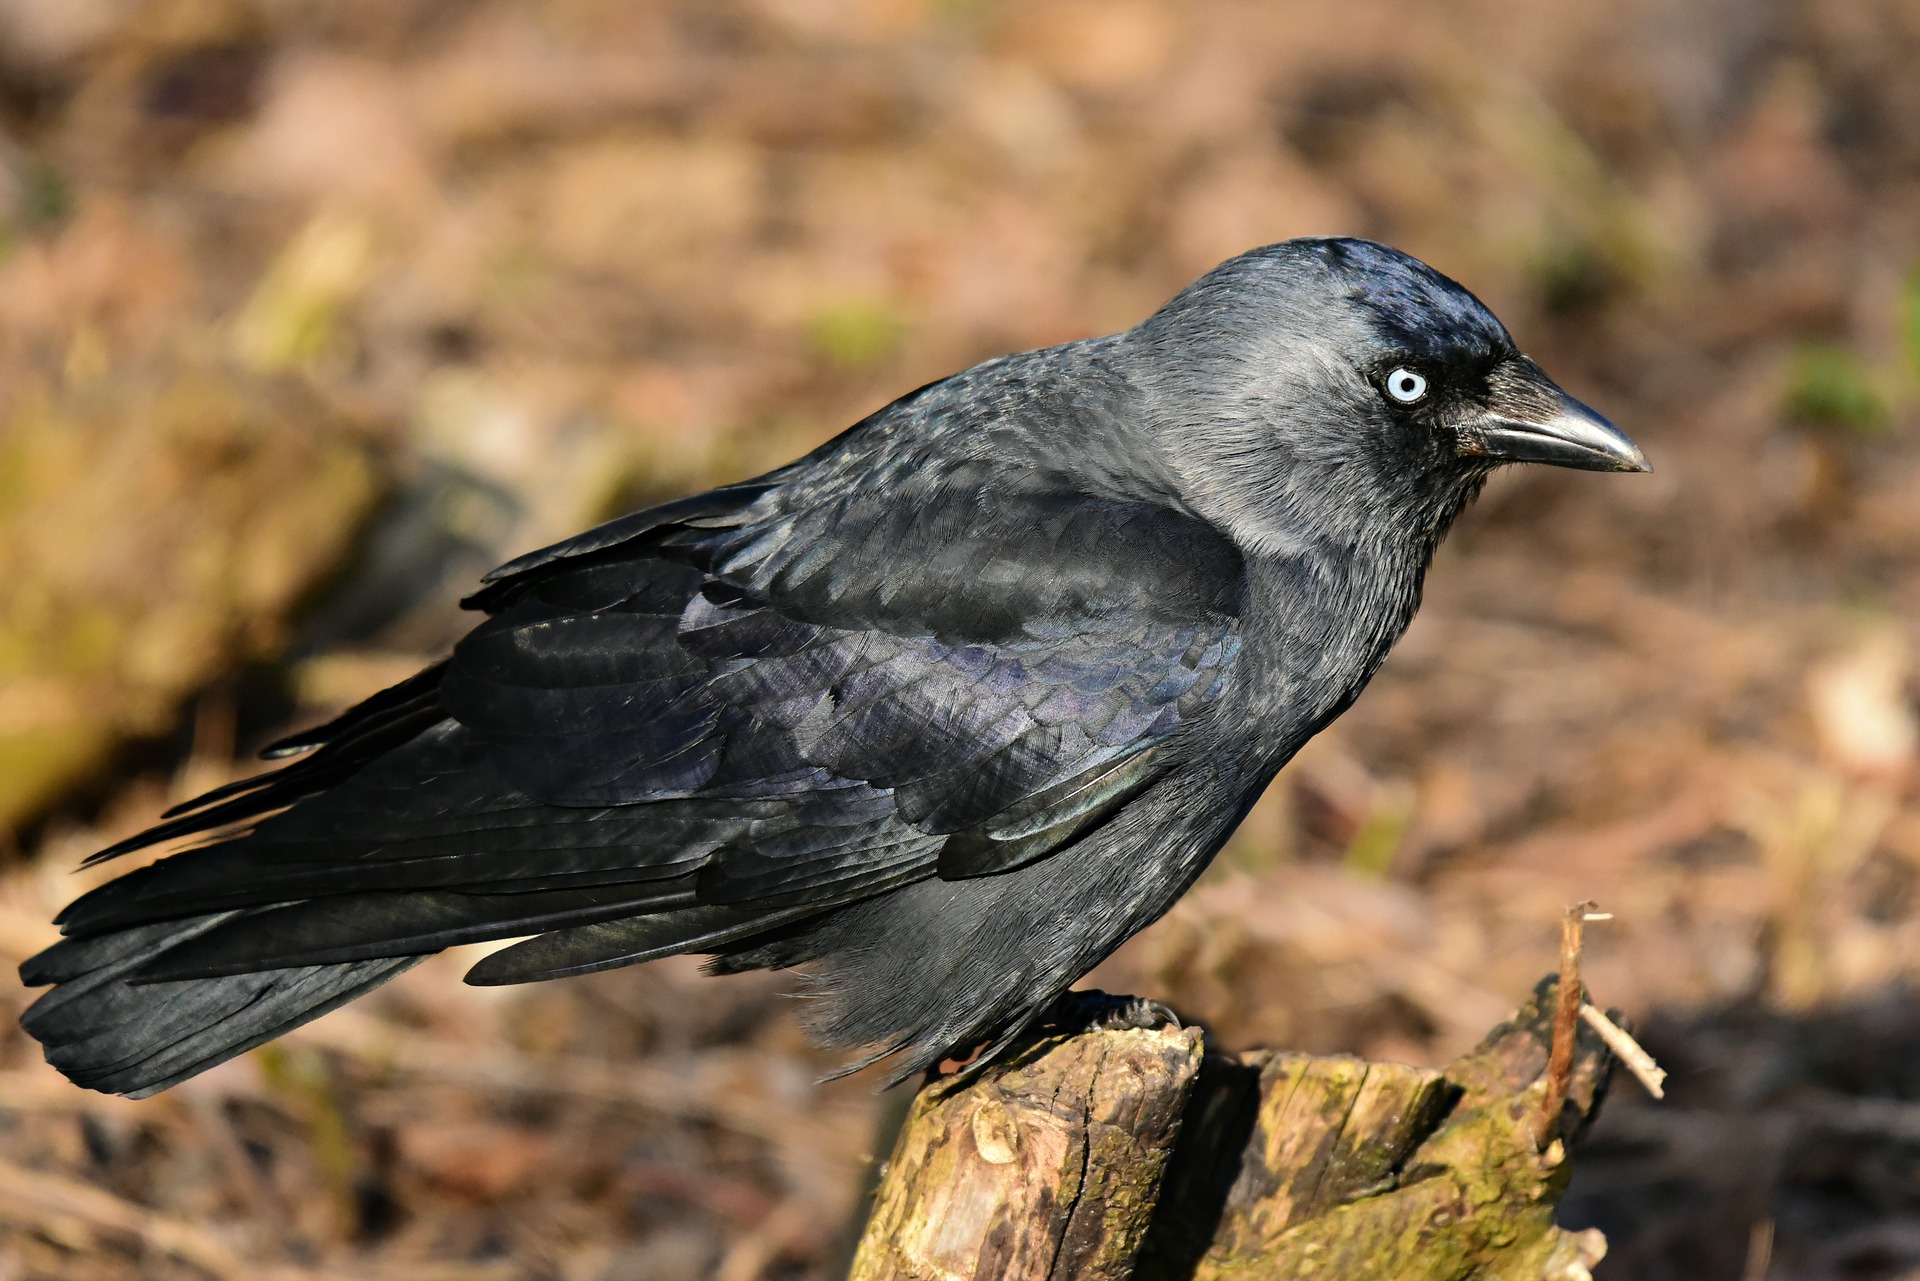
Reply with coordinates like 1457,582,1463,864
848,980,1614,1281
849,996,1206,1281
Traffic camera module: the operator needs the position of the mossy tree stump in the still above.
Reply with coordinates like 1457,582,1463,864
849,981,1613,1281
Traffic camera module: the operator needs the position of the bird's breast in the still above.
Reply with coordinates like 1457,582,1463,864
1230,543,1429,765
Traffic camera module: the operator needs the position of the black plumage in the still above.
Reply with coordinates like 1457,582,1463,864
20,238,1648,1096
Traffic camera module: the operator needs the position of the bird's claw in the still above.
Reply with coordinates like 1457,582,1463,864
1103,996,1181,1031
1047,990,1183,1035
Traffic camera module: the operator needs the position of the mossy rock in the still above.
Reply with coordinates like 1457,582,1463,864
0,363,380,834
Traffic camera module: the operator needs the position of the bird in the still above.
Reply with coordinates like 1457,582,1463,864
19,237,1648,1097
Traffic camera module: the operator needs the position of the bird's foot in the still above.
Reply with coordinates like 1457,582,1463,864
1107,995,1182,1031
921,992,1186,1093
1048,989,1182,1035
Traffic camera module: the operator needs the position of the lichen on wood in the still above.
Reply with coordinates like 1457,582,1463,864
851,977,1615,1281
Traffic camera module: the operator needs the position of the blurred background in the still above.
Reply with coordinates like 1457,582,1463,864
0,0,1916,1277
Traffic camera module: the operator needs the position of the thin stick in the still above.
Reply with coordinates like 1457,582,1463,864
1741,1217,1774,1281
1578,1004,1667,1099
0,1153,245,1280
282,1010,861,1153
0,1151,528,1281
1536,900,1595,1147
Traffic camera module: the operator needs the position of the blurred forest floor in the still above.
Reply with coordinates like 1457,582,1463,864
1,1,1918,1278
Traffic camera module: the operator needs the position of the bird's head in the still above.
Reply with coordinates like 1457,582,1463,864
1130,237,1647,557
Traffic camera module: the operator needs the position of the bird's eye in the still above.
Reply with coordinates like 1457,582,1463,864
1384,368,1428,404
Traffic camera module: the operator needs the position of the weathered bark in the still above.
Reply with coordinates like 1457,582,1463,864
1141,977,1612,1280
849,999,1206,1281
1133,1052,1459,1277
849,978,1614,1281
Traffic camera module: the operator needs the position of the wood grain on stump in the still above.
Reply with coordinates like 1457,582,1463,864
849,978,1614,1281
849,1013,1205,1281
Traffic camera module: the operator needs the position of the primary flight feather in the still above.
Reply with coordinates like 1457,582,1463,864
21,238,1647,1095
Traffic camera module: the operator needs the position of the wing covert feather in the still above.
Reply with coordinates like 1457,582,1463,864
44,478,1248,998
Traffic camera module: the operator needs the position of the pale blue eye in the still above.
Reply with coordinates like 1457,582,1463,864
1386,368,1428,403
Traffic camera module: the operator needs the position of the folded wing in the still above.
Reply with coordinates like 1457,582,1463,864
24,462,1245,1091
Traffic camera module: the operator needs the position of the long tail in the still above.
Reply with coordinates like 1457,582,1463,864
20,912,419,1097
20,672,449,1097
17,654,942,1094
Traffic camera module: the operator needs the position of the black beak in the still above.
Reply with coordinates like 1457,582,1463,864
1465,360,1650,473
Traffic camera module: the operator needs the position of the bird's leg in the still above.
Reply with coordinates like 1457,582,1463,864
1046,989,1182,1034
1110,994,1183,1031
923,991,1185,1091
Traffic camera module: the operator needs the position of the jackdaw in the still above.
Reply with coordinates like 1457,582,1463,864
20,237,1648,1095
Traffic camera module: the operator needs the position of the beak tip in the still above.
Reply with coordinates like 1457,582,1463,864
1474,378,1651,474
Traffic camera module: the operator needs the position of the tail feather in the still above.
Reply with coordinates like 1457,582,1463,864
86,663,450,867
20,913,421,1097
465,901,826,985
130,884,696,980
